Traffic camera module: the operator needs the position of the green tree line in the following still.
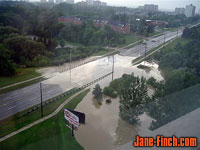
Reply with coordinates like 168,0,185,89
0,2,126,76
146,25,200,130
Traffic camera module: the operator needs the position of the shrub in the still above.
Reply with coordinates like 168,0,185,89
103,86,117,98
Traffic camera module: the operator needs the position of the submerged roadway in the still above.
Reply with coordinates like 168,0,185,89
0,30,182,120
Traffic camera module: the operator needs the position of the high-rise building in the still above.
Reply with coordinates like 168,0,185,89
93,0,101,6
185,4,196,17
55,0,63,4
66,0,74,4
86,0,93,5
41,0,47,3
101,2,107,7
138,6,144,10
76,1,87,5
144,4,158,12
48,0,54,3
175,8,185,15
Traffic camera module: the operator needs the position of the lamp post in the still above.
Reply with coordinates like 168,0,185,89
112,55,114,81
145,42,147,60
177,27,179,36
70,49,72,85
144,42,147,66
40,82,43,117
164,33,166,46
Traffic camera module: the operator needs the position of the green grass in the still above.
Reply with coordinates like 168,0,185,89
92,49,115,56
124,41,143,49
0,68,41,88
118,34,143,48
132,43,165,65
0,89,83,138
0,89,89,150
147,31,163,37
64,41,84,47
0,77,44,95
163,28,177,32
65,35,143,49
159,37,189,50
132,37,185,65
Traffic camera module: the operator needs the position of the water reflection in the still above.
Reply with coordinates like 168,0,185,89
113,119,139,146
74,55,163,150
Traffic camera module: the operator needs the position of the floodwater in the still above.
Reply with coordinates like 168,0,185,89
37,56,100,78
39,54,163,95
74,54,163,150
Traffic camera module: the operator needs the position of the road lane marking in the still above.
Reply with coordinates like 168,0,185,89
8,105,17,110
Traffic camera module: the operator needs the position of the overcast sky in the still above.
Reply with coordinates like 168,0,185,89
75,0,199,12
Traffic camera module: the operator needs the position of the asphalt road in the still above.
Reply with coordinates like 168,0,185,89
0,56,115,120
0,30,182,120
120,30,183,57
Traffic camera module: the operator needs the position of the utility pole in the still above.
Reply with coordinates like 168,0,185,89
144,42,147,66
112,55,114,81
177,27,179,36
164,34,166,46
70,49,72,85
40,82,44,117
145,43,147,60
71,124,74,137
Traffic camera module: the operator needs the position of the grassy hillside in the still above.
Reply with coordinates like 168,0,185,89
0,89,89,150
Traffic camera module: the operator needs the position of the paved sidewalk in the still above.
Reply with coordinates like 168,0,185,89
0,89,86,143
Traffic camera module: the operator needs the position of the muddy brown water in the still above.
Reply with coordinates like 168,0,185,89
73,54,163,150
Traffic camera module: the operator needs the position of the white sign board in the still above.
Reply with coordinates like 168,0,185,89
64,109,79,128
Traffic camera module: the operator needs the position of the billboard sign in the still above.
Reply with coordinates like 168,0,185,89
64,109,79,128
67,109,85,124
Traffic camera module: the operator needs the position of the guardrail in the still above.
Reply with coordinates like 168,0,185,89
18,72,113,118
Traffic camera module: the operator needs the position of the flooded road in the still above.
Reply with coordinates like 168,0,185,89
0,30,179,120
0,54,162,120
37,56,100,78
74,55,163,150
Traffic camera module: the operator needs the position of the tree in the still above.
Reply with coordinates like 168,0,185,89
138,19,147,34
0,26,20,43
92,84,103,104
146,25,154,36
0,44,16,76
103,86,117,98
119,75,150,124
3,35,46,65
59,40,65,48
164,68,199,95
82,26,94,45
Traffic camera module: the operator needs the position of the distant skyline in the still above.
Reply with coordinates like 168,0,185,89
75,0,199,12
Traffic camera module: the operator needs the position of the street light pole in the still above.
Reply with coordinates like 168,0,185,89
164,34,166,46
177,27,179,36
70,49,72,85
40,82,44,117
72,124,74,137
145,43,147,60
112,55,114,81
144,42,147,66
